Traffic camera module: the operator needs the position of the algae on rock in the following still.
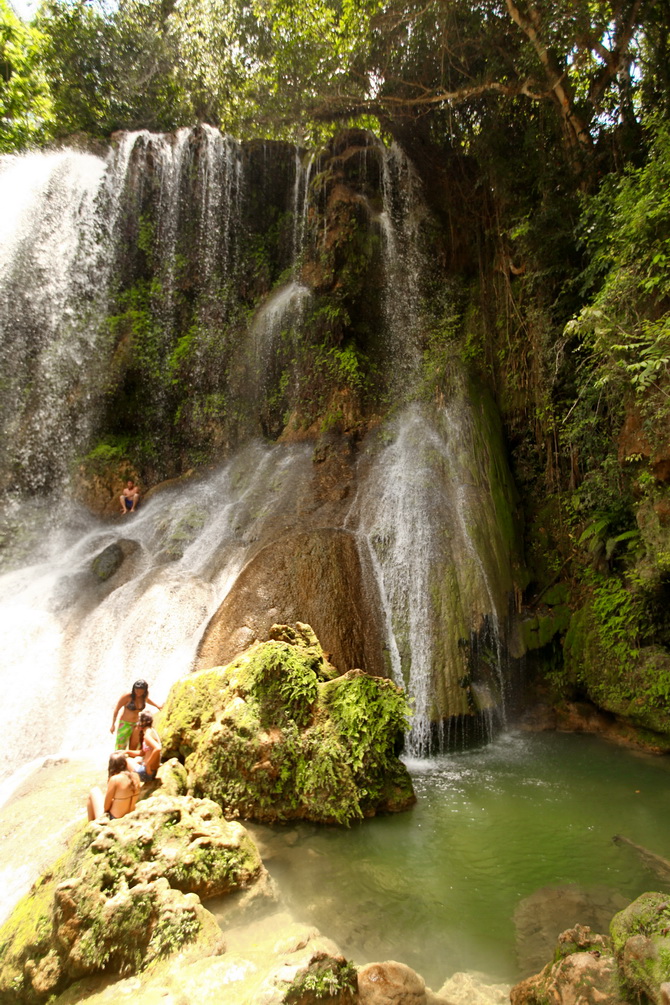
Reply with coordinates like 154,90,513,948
158,622,415,825
0,794,263,1004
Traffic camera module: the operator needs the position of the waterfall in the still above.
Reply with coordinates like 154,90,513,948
0,128,523,790
0,149,116,495
349,397,517,755
250,282,311,397
0,440,313,789
378,142,426,376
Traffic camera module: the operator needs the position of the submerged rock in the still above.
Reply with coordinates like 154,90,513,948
0,794,263,1003
159,623,415,825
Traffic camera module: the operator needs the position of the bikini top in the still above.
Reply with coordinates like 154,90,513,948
126,697,146,711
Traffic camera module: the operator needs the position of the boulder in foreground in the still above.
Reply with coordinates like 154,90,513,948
0,794,263,1003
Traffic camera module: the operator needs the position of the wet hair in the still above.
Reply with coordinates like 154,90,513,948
127,679,149,711
108,752,129,777
138,711,153,728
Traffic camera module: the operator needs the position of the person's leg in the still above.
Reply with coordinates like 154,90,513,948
120,494,127,514
87,786,104,820
129,723,141,750
129,492,139,512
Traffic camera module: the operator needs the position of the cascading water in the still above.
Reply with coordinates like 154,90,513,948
349,394,519,755
378,142,426,375
0,148,117,495
0,439,315,787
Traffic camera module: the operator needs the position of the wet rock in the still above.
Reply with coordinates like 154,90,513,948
196,527,388,679
0,794,263,1003
159,624,415,825
357,960,453,1004
90,542,125,581
510,925,623,1005
610,892,670,1003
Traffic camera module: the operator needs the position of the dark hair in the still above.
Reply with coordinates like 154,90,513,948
108,752,129,777
139,711,153,727
132,679,148,695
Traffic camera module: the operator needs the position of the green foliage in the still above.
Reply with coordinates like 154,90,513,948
0,0,53,151
567,117,670,402
245,641,320,728
323,672,411,772
284,959,358,1003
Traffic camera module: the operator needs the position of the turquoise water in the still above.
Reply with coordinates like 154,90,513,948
246,731,670,989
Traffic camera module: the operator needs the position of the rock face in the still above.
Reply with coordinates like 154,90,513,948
197,528,388,679
159,623,416,825
0,794,263,1003
510,925,624,1005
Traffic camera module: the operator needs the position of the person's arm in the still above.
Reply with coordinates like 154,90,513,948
110,694,129,733
148,697,162,711
103,776,117,813
123,748,141,758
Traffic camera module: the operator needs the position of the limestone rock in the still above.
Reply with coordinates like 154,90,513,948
610,892,670,1003
0,794,263,1003
357,960,453,1005
158,625,415,825
510,926,624,1005
52,912,358,1005
196,528,388,679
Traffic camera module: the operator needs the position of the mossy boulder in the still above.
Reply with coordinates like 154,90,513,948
158,623,415,825
0,794,263,1003
564,601,670,739
610,892,670,1003
510,925,623,1004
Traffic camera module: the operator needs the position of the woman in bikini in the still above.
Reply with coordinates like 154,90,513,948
125,711,162,782
110,679,161,750
87,752,140,821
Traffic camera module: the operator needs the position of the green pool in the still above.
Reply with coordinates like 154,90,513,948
241,731,670,988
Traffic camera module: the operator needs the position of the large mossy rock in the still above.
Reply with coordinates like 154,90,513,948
610,892,670,1004
159,623,416,825
0,794,263,1004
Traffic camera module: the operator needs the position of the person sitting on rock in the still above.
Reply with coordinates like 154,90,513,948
120,479,140,514
125,711,162,783
87,752,140,820
111,679,161,751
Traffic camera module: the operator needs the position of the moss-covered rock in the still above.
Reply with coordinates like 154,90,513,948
158,623,415,825
564,596,670,739
0,795,263,1003
610,892,670,1003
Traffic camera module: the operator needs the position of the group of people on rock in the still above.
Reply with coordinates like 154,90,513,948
87,679,163,821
